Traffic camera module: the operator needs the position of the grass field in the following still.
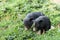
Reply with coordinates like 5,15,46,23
0,0,60,40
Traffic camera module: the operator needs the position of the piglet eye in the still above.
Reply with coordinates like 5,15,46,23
30,18,33,21
39,20,43,23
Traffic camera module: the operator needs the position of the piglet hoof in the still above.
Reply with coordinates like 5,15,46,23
33,27,36,32
42,30,45,34
36,30,41,35
25,27,28,31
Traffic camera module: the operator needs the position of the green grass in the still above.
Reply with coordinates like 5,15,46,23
0,0,60,40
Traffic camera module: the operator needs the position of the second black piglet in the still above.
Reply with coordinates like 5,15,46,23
34,16,51,34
